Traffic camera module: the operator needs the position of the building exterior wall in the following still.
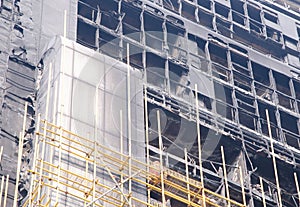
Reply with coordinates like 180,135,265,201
0,0,300,206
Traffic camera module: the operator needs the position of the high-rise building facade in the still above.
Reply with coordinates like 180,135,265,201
1,0,300,206
74,0,300,206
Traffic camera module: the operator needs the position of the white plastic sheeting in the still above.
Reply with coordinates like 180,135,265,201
37,36,146,206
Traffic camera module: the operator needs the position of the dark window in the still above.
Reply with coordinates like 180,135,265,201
264,9,278,24
273,71,291,96
293,80,300,100
146,52,166,88
258,102,279,140
163,0,179,12
247,5,262,23
280,111,298,134
99,29,119,58
197,0,211,10
215,3,229,18
232,11,245,25
122,4,141,39
209,43,227,66
231,0,244,14
182,1,196,21
266,27,281,42
77,20,96,49
252,62,270,86
297,24,300,40
198,8,213,29
236,92,257,130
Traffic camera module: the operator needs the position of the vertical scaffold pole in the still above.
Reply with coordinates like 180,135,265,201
239,167,246,206
0,175,4,207
62,12,67,131
52,81,58,124
84,134,89,207
13,132,22,207
13,102,27,207
127,43,132,205
29,113,41,206
38,63,52,204
59,10,67,127
92,140,97,207
144,73,151,205
157,110,166,206
266,109,282,207
294,173,300,206
184,148,191,205
120,110,124,204
92,83,99,207
55,126,63,204
3,174,9,207
48,80,58,204
45,57,58,202
221,146,231,207
49,81,58,200
0,145,2,204
63,10,67,38
0,145,2,206
260,177,266,207
195,84,206,206
0,146,3,165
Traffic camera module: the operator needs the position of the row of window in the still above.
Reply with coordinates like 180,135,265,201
76,0,300,150
145,51,300,151
78,0,300,69
77,12,300,116
145,52,300,150
150,0,300,66
154,0,279,24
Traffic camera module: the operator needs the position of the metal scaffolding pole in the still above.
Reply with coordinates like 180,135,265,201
0,146,3,165
3,174,9,207
97,153,131,206
92,140,97,207
294,172,300,206
0,175,4,207
195,84,206,207
93,79,100,207
126,43,132,206
86,170,142,207
13,124,26,207
63,10,67,38
52,81,58,125
239,167,246,206
55,126,63,204
266,109,282,207
120,110,124,204
48,80,58,203
221,146,231,207
260,177,266,207
23,118,246,207
37,63,52,204
92,82,99,207
84,143,89,207
157,110,166,206
184,148,191,205
28,113,40,207
145,73,151,205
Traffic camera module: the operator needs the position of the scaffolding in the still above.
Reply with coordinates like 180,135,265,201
22,118,246,207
